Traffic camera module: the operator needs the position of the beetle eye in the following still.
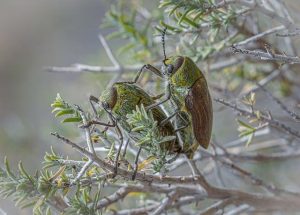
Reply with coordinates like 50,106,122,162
167,64,174,75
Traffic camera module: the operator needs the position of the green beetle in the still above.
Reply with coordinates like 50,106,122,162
100,82,182,154
132,30,213,158
89,82,182,178
163,56,213,151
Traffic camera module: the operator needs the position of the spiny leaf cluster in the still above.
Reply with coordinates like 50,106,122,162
64,186,102,215
101,3,162,61
101,0,242,63
51,93,82,123
127,105,176,172
0,152,105,214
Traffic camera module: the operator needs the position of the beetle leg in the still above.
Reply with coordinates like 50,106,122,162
174,124,189,132
88,95,125,178
118,64,164,85
132,64,163,84
159,110,179,127
101,108,125,178
151,92,165,101
146,84,171,111
166,153,180,164
174,111,190,131
131,146,142,180
89,95,100,117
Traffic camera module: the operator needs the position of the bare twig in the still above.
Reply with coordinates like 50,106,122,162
276,29,300,37
214,98,300,139
224,204,251,215
98,34,120,68
115,195,206,215
77,106,96,155
66,106,96,185
98,34,124,86
96,186,130,209
46,64,146,74
151,191,177,215
234,25,285,46
199,198,235,215
241,68,282,97
257,84,300,122
224,149,300,162
71,160,93,184
217,156,300,197
209,56,246,72
236,0,295,29
231,46,300,64
56,159,85,167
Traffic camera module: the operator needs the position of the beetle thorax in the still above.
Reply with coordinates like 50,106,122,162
170,57,203,88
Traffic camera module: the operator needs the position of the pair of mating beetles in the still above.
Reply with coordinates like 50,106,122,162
87,29,213,179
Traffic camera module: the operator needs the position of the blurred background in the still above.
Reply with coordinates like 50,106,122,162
0,0,112,213
0,0,300,214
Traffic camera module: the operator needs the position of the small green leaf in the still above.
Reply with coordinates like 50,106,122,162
157,136,176,144
131,125,146,132
237,120,255,130
246,133,254,147
239,130,254,137
50,103,65,108
62,117,82,123
55,109,75,117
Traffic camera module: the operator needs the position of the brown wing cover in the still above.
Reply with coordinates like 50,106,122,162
185,78,213,149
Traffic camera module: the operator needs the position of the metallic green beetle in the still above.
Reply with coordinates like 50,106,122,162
100,82,181,154
132,30,213,158
89,82,182,178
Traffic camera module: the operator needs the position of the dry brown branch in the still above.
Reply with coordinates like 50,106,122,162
51,132,300,212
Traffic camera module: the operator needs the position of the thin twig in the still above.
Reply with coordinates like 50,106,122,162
224,204,251,215
231,46,300,64
98,34,124,86
217,156,300,197
224,149,300,162
115,195,206,215
234,25,285,46
56,159,85,167
96,187,130,209
257,83,300,122
236,0,295,29
209,56,246,72
46,64,146,74
276,30,300,37
71,160,93,184
77,106,96,155
98,34,120,68
199,198,235,215
66,106,96,185
214,98,300,139
241,68,282,97
150,191,177,215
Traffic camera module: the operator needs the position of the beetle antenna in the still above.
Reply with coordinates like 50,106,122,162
161,27,167,65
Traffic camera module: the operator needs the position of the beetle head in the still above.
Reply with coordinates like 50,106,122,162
99,87,117,111
162,56,184,77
